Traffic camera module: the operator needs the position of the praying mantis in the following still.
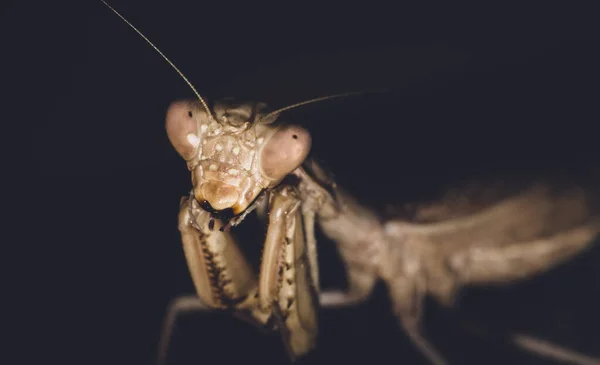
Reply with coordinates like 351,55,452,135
100,2,600,364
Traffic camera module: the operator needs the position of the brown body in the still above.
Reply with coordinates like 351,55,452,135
297,159,600,364
99,2,600,364
167,98,600,365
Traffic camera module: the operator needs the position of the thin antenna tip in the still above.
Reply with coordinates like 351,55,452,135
100,0,215,121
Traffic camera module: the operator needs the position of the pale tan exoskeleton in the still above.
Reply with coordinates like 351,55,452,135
101,2,600,364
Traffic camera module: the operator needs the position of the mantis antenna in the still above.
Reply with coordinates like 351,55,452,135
257,91,369,123
101,1,380,123
100,1,215,122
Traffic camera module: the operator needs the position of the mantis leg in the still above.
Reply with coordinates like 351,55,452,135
177,196,267,319
294,161,383,308
159,188,320,364
258,185,319,361
156,196,270,364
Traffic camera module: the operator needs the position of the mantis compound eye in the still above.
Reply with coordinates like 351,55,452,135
259,125,312,182
165,100,205,161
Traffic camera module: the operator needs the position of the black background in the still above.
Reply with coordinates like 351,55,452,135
11,1,600,364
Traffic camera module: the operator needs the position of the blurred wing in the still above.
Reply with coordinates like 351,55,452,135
384,171,600,304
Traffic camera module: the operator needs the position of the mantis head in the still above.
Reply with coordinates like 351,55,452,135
166,99,311,220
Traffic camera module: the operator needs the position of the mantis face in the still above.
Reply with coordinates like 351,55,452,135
166,98,312,221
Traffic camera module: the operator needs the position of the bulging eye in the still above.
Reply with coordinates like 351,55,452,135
165,100,204,160
259,125,311,182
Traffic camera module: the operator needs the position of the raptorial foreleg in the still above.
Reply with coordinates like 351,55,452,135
258,185,320,360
